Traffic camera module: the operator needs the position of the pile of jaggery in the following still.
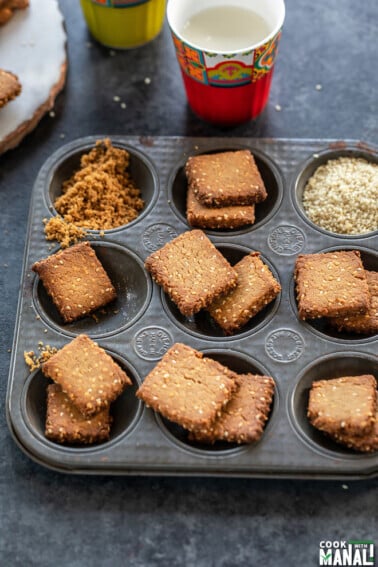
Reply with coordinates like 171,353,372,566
45,139,144,242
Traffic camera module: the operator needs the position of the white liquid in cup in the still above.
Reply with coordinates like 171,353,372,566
181,6,271,52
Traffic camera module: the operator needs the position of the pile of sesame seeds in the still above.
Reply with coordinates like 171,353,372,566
302,156,378,235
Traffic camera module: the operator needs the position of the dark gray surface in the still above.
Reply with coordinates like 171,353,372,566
0,1,377,565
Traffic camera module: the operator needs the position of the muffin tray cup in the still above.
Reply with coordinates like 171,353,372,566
6,136,378,478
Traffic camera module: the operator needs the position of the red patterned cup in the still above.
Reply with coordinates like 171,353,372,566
167,0,285,126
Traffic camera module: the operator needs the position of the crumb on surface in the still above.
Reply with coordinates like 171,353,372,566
43,216,87,249
24,343,58,372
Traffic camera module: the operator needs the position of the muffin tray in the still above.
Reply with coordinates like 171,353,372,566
6,136,378,478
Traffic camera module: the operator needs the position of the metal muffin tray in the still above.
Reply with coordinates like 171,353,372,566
6,136,378,478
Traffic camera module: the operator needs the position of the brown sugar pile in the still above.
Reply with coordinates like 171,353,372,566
43,216,87,249
49,138,145,231
24,342,58,372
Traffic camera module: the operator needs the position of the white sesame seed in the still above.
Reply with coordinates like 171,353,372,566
302,156,378,234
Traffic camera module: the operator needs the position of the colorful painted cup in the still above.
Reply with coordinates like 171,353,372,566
79,0,166,49
167,0,285,125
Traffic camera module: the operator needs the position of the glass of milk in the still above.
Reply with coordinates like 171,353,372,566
79,0,166,49
167,0,285,125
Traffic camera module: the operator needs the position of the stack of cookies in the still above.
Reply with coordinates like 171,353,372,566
207,251,281,335
145,229,281,335
42,334,133,445
185,150,267,230
137,343,275,446
294,250,378,335
145,229,238,318
308,375,378,453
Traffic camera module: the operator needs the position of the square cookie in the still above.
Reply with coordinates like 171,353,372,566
42,334,132,417
186,183,255,230
136,343,239,431
32,241,117,323
329,271,378,334
294,250,370,320
45,383,112,445
185,150,267,207
329,394,378,453
190,374,275,444
144,229,238,317
207,252,281,335
307,375,377,437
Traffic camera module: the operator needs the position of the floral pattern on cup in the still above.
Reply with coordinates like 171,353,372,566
171,30,282,87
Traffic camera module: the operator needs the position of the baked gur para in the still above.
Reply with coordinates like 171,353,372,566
185,150,267,207
0,69,21,108
207,252,281,335
329,395,378,453
186,183,255,230
42,334,132,417
50,138,144,231
307,375,377,437
32,241,117,323
329,271,378,335
45,383,112,445
145,229,238,317
136,343,239,432
190,374,275,445
302,156,378,235
294,250,370,320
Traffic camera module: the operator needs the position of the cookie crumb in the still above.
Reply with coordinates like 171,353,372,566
24,343,58,372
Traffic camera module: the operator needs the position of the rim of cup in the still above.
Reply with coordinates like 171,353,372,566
167,0,286,55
